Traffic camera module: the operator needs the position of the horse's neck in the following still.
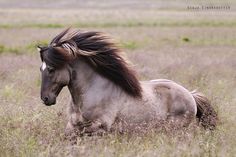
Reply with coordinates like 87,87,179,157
68,58,123,108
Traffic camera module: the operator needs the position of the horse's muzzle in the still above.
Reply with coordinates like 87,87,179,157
41,95,56,106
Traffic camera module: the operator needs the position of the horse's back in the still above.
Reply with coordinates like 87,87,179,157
116,79,197,129
142,79,197,120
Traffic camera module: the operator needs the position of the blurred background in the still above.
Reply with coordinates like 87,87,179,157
0,0,235,156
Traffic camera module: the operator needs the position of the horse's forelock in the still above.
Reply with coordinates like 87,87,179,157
41,47,69,68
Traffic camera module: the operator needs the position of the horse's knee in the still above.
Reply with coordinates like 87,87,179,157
82,120,111,136
83,121,102,133
70,112,83,126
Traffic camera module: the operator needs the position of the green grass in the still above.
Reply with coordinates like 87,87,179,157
0,40,140,54
0,45,22,54
1,84,25,103
26,40,49,52
1,35,236,56
182,37,190,42
0,40,49,55
158,36,236,47
120,41,140,50
1,19,236,29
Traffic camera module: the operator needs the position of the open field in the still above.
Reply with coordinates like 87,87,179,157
0,1,236,156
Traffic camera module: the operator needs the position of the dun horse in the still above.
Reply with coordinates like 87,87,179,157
38,28,217,136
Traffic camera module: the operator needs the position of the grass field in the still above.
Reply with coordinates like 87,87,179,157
0,0,236,156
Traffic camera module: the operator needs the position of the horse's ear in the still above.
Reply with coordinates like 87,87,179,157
37,45,43,52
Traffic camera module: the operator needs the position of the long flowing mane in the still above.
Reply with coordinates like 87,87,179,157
41,28,142,98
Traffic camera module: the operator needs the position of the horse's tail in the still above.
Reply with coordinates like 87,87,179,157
191,90,218,130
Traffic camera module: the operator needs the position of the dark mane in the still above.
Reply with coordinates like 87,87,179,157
41,28,142,98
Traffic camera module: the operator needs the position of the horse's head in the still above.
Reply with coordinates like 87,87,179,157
38,46,72,106
37,28,142,106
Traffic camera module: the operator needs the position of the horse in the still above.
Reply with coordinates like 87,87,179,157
37,28,217,137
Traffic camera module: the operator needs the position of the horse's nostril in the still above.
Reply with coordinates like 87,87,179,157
43,96,49,102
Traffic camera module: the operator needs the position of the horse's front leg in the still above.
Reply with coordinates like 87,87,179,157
66,118,105,137
65,102,84,140
82,120,106,136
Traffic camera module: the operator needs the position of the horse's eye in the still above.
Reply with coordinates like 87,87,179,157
47,66,55,73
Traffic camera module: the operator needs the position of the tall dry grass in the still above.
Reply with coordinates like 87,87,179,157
0,1,236,156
